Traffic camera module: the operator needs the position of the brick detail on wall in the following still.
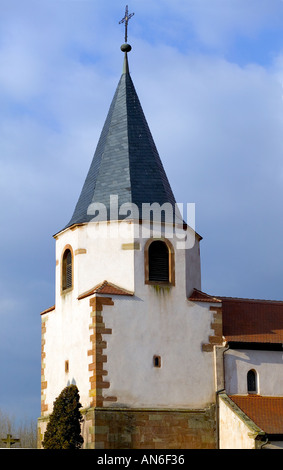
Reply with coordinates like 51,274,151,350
202,306,224,352
88,296,117,416
41,316,48,415
81,406,216,449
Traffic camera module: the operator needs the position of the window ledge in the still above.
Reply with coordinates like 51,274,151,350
61,287,73,295
145,281,174,287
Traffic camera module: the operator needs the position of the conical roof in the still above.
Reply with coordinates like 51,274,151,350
64,48,178,230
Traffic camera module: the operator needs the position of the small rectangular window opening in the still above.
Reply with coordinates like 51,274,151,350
65,360,69,373
153,355,161,368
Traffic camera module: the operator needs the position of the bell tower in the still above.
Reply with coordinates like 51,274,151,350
38,11,219,449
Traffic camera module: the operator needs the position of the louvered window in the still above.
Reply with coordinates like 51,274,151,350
148,241,169,283
62,248,72,291
247,369,257,393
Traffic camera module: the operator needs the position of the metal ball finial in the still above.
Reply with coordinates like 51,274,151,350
121,43,132,53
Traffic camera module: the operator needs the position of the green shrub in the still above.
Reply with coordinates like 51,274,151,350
42,385,84,449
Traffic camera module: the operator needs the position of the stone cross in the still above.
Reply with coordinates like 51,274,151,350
1,433,20,448
119,5,134,43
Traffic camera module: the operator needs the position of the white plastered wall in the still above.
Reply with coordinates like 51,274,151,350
219,395,257,449
102,296,216,409
42,220,216,413
225,349,283,396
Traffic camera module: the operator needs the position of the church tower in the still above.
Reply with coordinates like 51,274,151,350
38,13,221,449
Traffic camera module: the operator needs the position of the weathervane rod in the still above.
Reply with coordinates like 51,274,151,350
119,5,134,43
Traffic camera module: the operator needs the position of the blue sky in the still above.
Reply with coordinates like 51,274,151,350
1,0,283,423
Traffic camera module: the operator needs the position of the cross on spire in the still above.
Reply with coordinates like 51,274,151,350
119,5,134,43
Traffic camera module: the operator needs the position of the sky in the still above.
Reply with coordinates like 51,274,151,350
1,0,283,424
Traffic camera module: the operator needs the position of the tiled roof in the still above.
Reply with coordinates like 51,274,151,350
78,280,134,300
40,305,55,315
188,288,221,303
229,395,283,435
189,291,283,345
222,298,283,344
63,51,179,231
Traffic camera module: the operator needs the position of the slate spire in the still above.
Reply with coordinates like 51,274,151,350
64,42,178,230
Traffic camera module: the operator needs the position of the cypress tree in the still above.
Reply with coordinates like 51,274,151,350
42,385,84,449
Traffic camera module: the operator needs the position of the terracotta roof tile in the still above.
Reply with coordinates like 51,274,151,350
222,298,283,344
188,289,221,303
40,305,55,315
229,395,283,435
78,281,134,300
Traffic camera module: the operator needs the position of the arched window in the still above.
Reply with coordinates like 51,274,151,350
247,369,257,394
144,239,175,286
62,248,73,291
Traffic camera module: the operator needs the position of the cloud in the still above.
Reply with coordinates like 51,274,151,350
126,39,283,299
154,0,283,50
